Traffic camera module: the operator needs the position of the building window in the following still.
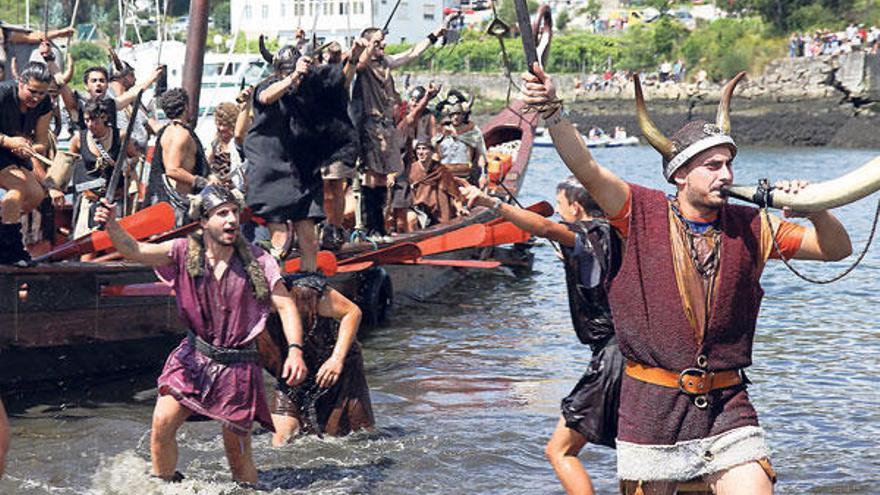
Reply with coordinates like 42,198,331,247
323,1,333,15
281,1,287,17
244,4,252,18
294,0,304,15
399,1,409,20
423,4,435,20
261,4,269,18
308,0,314,16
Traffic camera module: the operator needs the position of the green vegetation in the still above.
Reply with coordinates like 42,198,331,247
733,0,879,33
68,42,107,91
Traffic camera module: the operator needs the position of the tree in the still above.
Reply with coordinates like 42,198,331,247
495,0,539,32
735,0,856,33
213,1,231,32
556,10,570,32
586,0,602,21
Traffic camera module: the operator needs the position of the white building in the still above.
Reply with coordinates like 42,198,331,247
230,0,449,46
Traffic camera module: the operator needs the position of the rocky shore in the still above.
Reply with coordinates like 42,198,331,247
410,53,880,148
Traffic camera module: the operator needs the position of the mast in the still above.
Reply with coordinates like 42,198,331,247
181,0,209,126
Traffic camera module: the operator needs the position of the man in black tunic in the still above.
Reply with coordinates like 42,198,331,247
459,177,623,495
0,61,53,265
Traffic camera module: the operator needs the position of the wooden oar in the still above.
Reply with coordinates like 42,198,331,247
282,251,338,276
478,221,531,247
336,260,375,273
417,223,487,256
35,202,176,262
398,258,502,269
339,242,421,266
486,200,553,227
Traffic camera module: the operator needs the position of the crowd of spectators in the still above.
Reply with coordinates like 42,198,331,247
789,24,880,57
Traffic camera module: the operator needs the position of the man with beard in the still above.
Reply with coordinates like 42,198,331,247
524,65,852,494
351,22,448,240
434,89,486,186
0,61,52,265
93,184,309,484
147,88,210,225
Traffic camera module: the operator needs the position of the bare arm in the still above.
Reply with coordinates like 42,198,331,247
161,127,200,187
30,112,52,161
314,288,362,388
233,88,253,147
794,211,852,261
460,184,577,247
387,25,445,69
523,63,630,218
272,282,309,386
60,86,78,120
115,66,164,110
93,202,174,266
257,57,312,106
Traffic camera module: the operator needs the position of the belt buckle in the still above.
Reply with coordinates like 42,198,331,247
678,367,709,395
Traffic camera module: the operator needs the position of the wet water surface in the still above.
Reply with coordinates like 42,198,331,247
2,146,879,494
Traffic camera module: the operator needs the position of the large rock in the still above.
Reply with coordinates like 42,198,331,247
835,52,880,101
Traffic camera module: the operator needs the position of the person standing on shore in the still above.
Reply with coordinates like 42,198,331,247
523,63,852,494
459,178,623,495
93,185,309,484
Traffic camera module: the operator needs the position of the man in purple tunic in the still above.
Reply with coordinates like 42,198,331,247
94,185,309,484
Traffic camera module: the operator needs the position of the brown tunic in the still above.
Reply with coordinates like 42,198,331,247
352,58,403,175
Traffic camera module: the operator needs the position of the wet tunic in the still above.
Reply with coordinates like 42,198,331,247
154,237,282,435
559,220,624,448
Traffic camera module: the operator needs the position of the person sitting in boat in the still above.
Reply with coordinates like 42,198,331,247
390,83,441,234
206,102,245,191
259,272,374,442
459,176,623,495
434,89,487,186
407,139,465,230
106,48,160,155
0,61,53,266
93,184,308,485
147,87,211,226
524,64,853,494
612,126,627,139
586,126,605,140
45,99,137,246
351,21,449,241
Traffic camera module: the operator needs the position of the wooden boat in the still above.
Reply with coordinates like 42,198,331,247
0,101,537,394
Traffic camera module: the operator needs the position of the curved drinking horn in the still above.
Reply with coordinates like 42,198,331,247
716,71,746,134
723,156,880,212
258,34,274,65
108,47,124,71
633,74,674,160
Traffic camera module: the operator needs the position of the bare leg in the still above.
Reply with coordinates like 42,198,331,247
545,417,593,495
293,219,318,272
150,395,192,480
708,461,773,495
406,210,419,231
221,427,258,484
0,399,9,477
0,167,45,222
267,222,288,252
270,413,302,447
323,179,346,227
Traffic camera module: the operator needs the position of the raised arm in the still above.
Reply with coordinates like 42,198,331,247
115,66,164,110
459,183,577,247
314,288,363,388
7,27,75,44
522,63,630,219
386,24,446,69
233,87,253,148
93,201,174,266
257,57,313,106
271,282,309,386
343,39,367,90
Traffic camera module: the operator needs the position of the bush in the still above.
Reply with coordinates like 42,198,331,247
69,42,108,90
680,18,784,80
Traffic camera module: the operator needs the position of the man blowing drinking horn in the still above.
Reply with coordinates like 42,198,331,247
94,185,308,485
523,63,852,494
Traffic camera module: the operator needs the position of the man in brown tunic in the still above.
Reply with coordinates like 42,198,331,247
351,22,448,239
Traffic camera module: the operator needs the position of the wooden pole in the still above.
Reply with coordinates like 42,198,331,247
181,0,209,127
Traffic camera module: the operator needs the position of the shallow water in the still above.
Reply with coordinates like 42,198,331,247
2,146,879,494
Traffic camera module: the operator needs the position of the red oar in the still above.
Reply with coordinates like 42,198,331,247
283,250,338,276
417,223,487,256
336,260,375,273
398,258,502,269
486,200,553,226
478,221,531,247
339,242,421,266
35,202,176,262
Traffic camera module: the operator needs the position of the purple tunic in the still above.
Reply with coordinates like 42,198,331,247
154,238,282,435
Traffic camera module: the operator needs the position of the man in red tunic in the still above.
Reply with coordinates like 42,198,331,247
94,185,309,485
523,64,853,494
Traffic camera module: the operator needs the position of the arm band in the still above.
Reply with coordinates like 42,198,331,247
192,175,209,193
427,33,438,44
288,343,304,352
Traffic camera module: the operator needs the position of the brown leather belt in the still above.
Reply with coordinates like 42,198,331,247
625,361,743,395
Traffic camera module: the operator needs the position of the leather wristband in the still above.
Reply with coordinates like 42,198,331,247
288,343,304,352
427,32,439,44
